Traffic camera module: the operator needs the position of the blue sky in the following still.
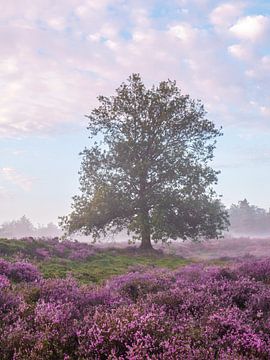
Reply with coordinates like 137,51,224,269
1,0,270,225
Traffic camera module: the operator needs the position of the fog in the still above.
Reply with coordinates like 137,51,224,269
0,216,62,239
1,198,270,260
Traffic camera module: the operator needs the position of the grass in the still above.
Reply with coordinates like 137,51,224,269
0,237,51,255
2,237,238,284
0,238,30,255
38,251,190,284
0,237,190,284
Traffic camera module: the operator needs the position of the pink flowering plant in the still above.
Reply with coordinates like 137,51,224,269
0,237,96,262
1,254,270,358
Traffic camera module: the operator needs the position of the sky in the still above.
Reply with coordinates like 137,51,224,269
0,0,270,225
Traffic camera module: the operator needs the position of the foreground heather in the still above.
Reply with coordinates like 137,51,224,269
1,258,270,359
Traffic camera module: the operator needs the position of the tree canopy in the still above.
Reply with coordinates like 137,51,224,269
61,74,228,249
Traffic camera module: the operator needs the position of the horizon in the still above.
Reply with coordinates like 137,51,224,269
1,0,270,225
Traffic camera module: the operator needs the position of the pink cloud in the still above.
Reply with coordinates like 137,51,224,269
0,0,269,138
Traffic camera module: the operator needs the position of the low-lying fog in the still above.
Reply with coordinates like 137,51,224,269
1,214,270,260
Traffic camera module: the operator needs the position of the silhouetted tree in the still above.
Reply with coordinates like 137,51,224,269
61,74,228,250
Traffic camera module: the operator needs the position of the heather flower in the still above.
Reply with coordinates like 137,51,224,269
35,247,51,260
238,258,270,283
1,257,270,358
0,274,10,290
0,258,11,277
9,261,41,283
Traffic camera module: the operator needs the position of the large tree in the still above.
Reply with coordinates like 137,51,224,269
61,74,228,250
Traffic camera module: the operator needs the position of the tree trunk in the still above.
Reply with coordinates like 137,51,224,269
139,210,153,251
138,173,153,251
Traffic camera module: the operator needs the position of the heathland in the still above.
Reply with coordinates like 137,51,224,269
1,236,270,359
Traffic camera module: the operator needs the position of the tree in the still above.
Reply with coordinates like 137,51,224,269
229,199,270,235
0,217,62,239
61,74,229,250
0,216,35,238
35,222,62,238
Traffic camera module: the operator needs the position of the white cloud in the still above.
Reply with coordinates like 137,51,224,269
0,0,269,138
0,167,36,191
75,0,111,16
228,43,252,60
88,32,102,42
168,23,198,42
46,17,66,31
132,30,153,43
230,15,270,41
260,106,270,117
210,2,244,28
105,39,118,50
0,51,100,137
0,57,18,74
243,55,270,83
181,8,189,14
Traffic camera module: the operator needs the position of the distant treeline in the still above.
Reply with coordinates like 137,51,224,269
1,199,270,239
229,199,270,236
0,216,62,239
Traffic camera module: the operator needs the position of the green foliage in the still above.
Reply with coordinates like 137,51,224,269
0,237,52,258
61,74,229,248
38,251,190,284
0,238,189,284
0,238,27,255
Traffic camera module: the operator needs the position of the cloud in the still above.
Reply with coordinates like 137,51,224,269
168,23,198,43
228,43,253,60
46,17,67,31
75,0,112,15
210,2,244,28
261,55,270,67
0,167,36,191
230,15,270,42
244,54,270,89
260,106,270,117
0,0,269,138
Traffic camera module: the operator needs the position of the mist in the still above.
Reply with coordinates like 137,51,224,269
0,216,62,239
2,198,270,261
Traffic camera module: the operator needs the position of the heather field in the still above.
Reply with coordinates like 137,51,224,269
1,237,270,359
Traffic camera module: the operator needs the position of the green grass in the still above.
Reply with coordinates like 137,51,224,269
0,238,191,283
1,237,235,284
0,237,52,256
0,238,29,255
1,238,208,284
38,251,190,284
